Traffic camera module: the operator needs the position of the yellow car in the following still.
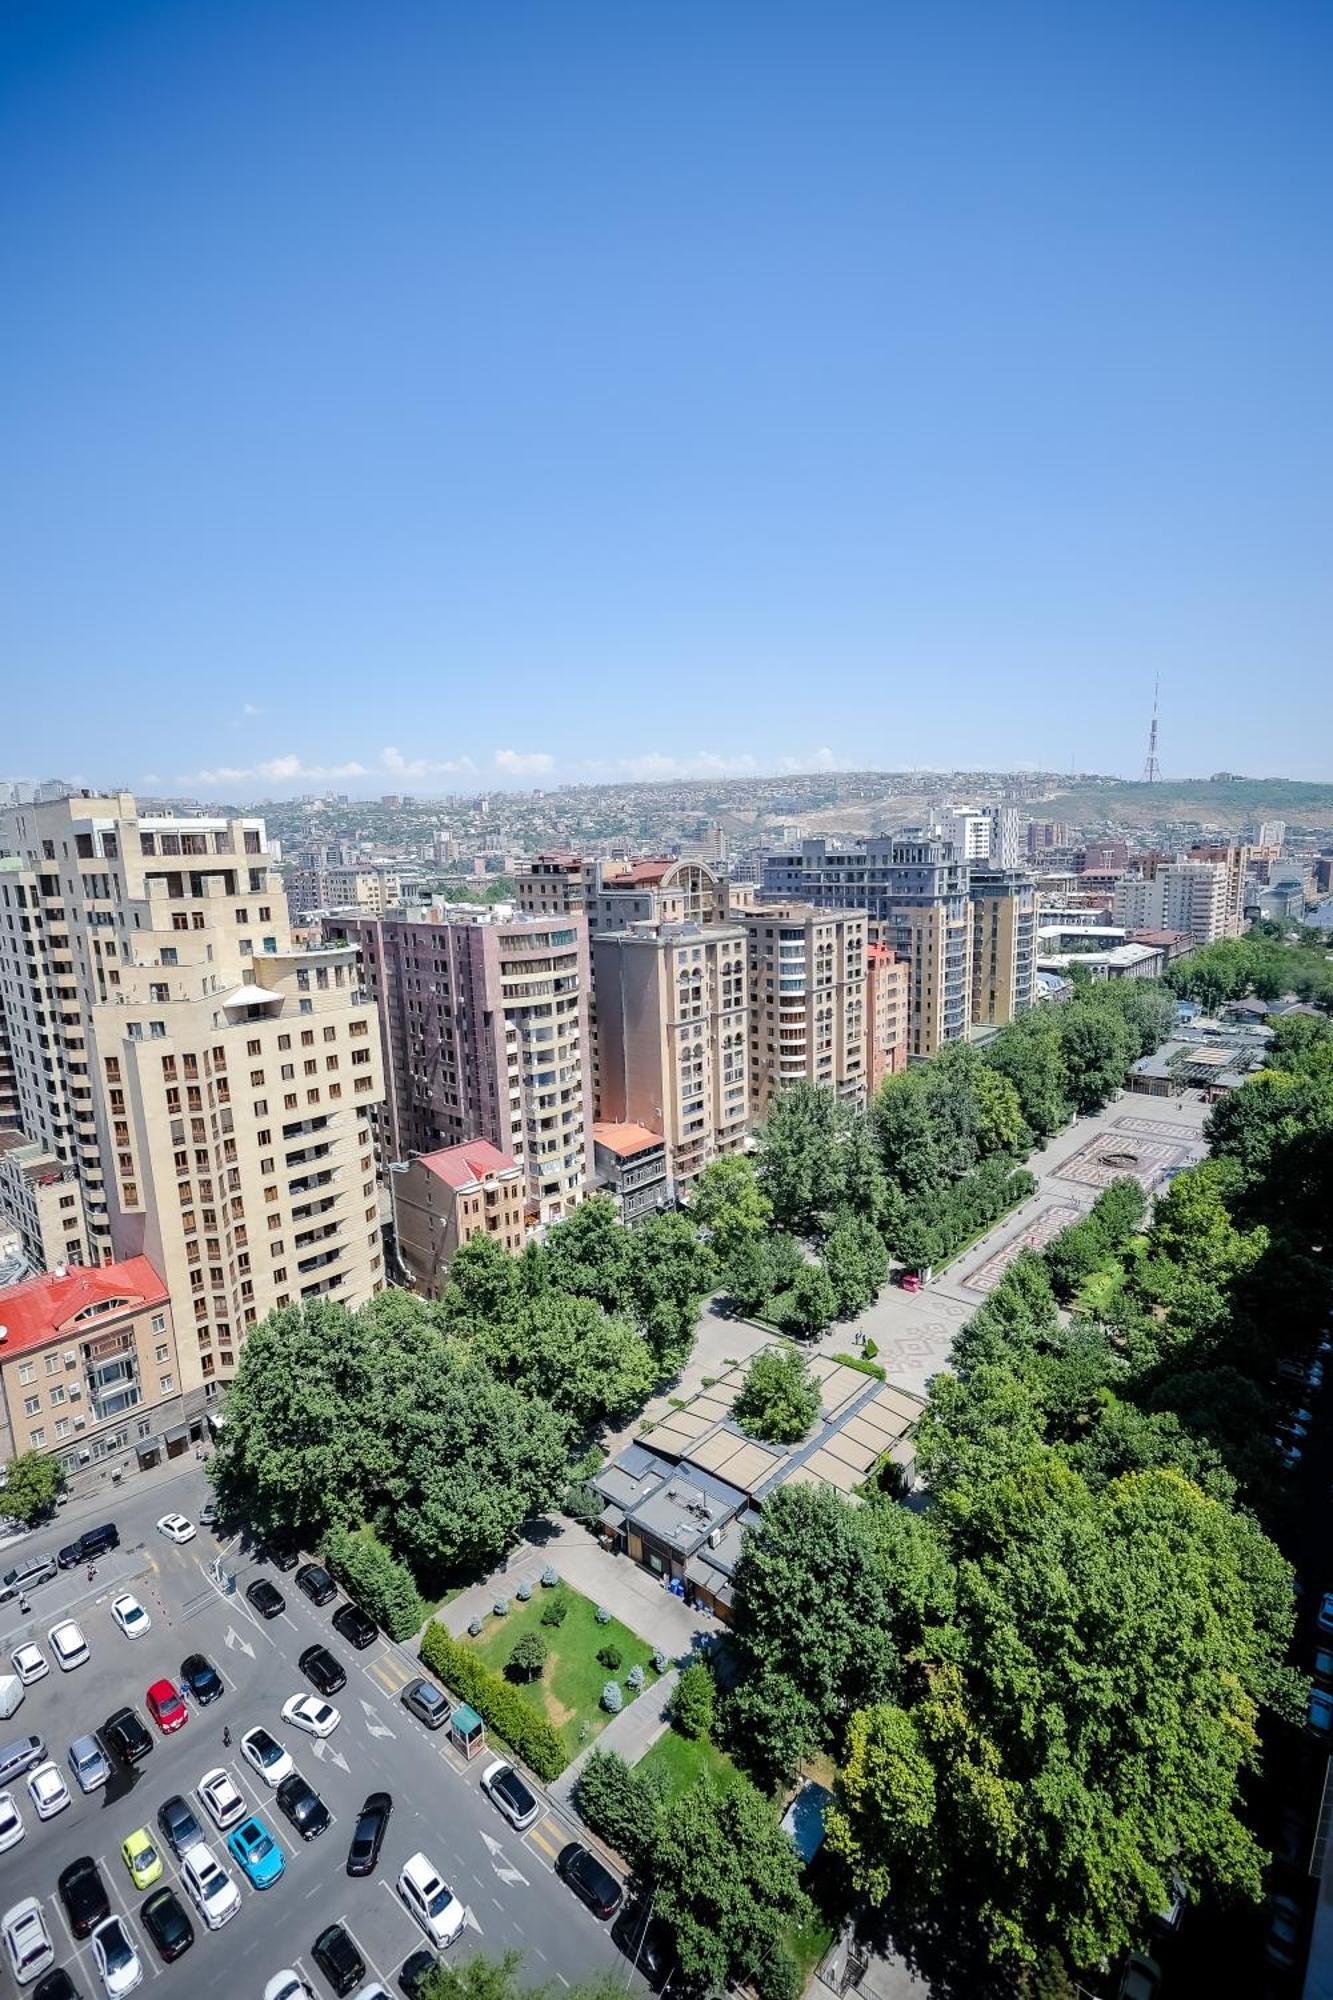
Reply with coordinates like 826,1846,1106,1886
121,1826,164,1889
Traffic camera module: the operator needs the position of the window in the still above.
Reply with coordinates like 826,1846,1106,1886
155,1342,170,1363
54,1418,71,1438
45,1353,61,1376
17,1362,35,1385
150,1311,166,1334
23,1395,40,1417
30,1427,45,1447
159,1374,175,1394
49,1386,66,1406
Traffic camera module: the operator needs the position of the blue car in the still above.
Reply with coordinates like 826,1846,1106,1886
227,1813,286,1888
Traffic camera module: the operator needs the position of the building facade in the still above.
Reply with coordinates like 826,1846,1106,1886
969,868,1038,1028
864,944,909,1090
591,919,749,1185
1187,844,1252,938
744,904,868,1116
591,1122,672,1223
324,907,592,1227
1161,860,1231,946
391,1140,526,1297
1112,875,1167,932
0,793,386,1399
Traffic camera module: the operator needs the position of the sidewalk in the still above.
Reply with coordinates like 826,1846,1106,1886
548,1666,678,1813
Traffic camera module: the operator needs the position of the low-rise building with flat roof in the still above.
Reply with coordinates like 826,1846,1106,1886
591,1122,671,1224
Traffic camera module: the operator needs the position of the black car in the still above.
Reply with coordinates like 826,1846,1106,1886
102,1705,153,1764
277,1771,332,1840
80,1521,119,1560
142,1885,194,1962
346,1790,392,1876
296,1561,337,1606
34,1975,82,2000
300,1642,347,1695
613,1898,675,1989
57,1541,84,1570
557,1842,623,1919
401,1677,448,1730
158,1793,203,1859
261,1540,299,1571
57,1855,110,1940
332,1601,376,1650
313,1922,365,1997
180,1652,224,1705
399,1951,436,2000
246,1578,286,1619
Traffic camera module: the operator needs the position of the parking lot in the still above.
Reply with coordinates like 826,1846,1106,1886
1,1472,637,1995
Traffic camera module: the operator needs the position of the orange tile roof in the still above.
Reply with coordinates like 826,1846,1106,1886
593,1121,665,1159
0,1257,170,1359
416,1140,521,1191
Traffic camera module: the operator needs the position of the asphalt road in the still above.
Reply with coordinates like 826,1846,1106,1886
1,1468,638,1997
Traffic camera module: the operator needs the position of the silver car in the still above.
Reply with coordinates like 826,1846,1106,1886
68,1733,111,1794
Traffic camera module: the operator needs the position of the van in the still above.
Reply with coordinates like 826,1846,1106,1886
0,1732,47,1783
79,1522,119,1561
0,1552,58,1603
0,1673,24,1720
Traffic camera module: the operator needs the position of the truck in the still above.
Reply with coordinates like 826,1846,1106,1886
0,1673,24,1720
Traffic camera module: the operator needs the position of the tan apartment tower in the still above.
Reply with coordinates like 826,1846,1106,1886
865,944,909,1091
969,868,1039,1028
0,793,386,1399
744,904,868,1118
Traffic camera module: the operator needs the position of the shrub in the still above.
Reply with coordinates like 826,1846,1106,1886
595,1604,613,1625
602,1680,624,1713
733,1345,820,1444
574,1749,666,1868
515,1579,533,1602
671,1661,716,1740
626,1663,645,1690
420,1621,567,1780
540,1565,559,1587
493,1596,510,1616
597,1642,623,1671
322,1524,425,1642
652,1648,669,1674
507,1631,548,1682
563,1480,602,1522
830,1350,887,1381
863,1338,878,1359
541,1591,570,1628
468,1617,483,1638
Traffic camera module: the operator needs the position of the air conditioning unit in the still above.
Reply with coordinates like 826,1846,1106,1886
73,1420,86,1433
708,1526,723,1549
68,1385,81,1401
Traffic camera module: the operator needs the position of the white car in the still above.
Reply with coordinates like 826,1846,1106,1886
281,1693,341,1738
10,1642,48,1685
157,1512,196,1544
397,1850,465,1947
0,1791,24,1853
48,1618,90,1670
179,1841,242,1930
26,1761,71,1820
197,1766,247,1830
241,1725,294,1787
265,1978,313,2000
2,1896,54,1987
111,1593,152,1640
91,1914,143,1997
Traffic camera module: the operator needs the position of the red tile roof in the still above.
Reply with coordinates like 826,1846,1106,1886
416,1140,521,1191
605,859,672,886
0,1257,170,1360
592,1121,665,1159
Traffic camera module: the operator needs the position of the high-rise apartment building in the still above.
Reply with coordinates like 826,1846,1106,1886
1187,845,1252,938
940,810,992,863
517,854,751,933
760,835,971,1057
323,907,592,1226
0,793,386,1398
744,904,867,1117
969,868,1038,1028
1112,875,1167,931
865,945,909,1091
985,805,1024,871
592,920,749,1185
1160,861,1230,947
286,861,404,918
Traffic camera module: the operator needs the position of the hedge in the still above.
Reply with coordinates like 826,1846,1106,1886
322,1524,425,1642
419,1620,567,1781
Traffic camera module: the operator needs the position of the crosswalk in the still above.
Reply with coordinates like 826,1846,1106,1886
365,1650,415,1696
525,1813,565,1862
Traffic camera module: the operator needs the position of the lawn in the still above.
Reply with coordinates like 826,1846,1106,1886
464,1585,662,1756
637,1723,747,1805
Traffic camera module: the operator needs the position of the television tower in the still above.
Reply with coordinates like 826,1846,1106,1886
1141,678,1161,783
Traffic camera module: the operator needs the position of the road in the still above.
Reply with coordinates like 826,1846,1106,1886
1,1468,638,1996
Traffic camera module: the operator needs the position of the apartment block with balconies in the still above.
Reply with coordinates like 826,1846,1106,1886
744,903,868,1117
969,867,1038,1029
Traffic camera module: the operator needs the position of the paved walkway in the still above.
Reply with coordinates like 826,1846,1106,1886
548,1666,679,1814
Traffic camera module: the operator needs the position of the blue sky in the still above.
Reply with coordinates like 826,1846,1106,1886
2,0,1330,795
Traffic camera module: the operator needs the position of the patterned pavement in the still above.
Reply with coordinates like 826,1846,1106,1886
963,1200,1083,1294
1055,1129,1196,1191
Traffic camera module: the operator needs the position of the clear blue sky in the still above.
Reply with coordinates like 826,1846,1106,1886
2,0,1330,795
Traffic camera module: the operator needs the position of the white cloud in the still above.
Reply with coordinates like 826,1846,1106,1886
241,701,264,717
179,753,370,789
582,748,841,783
494,749,555,778
381,746,478,780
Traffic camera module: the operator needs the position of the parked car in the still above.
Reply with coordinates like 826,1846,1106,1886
33,1972,80,2000
90,1913,142,1998
103,1707,153,1765
121,1828,163,1890
110,1593,151,1640
47,1619,90,1671
398,1954,436,2000
241,1725,294,1787
260,1541,299,1572
266,1977,312,2000
180,1654,223,1706
141,1886,193,1963
481,1758,539,1830
57,1542,83,1570
228,1813,286,1888
299,1644,346,1695
157,1513,196,1544
3,1896,55,1987
197,1768,246,1832
332,1602,376,1650
146,1680,187,1733
10,1643,48,1686
80,1523,120,1561
1310,1686,1333,1739
246,1579,286,1620
397,1851,465,1946
159,1792,204,1857
276,1771,331,1841
296,1562,337,1606
401,1678,448,1730
178,1843,241,1931
27,1762,71,1820
282,1692,341,1738
312,1924,365,1998
57,1856,110,1940
1266,1894,1303,1970
0,1790,23,1852
612,1896,675,1989
68,1732,111,1793
556,1842,623,1919
347,1791,392,1877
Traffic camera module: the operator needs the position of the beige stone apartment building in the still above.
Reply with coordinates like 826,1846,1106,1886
969,867,1039,1028
865,944,909,1091
391,1138,526,1297
592,919,750,1186
744,903,868,1117
1161,860,1232,947
0,793,386,1399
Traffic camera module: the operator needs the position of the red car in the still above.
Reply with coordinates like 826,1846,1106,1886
146,1678,188,1733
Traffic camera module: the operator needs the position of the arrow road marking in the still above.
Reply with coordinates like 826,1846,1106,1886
223,1626,255,1659
465,1905,485,1934
480,1829,529,1888
312,1736,350,1773
359,1698,395,1740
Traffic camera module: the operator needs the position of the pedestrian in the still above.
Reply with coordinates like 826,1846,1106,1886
222,1723,231,1749
17,1594,30,1616
86,1563,96,1582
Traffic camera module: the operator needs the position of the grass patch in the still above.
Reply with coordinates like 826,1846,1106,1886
464,1586,660,1756
637,1725,747,1805
1075,1263,1125,1316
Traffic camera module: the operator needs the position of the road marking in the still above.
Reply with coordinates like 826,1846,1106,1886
359,1695,396,1738
340,1916,390,1986
312,1734,350,1773
481,1828,530,1887
223,1624,256,1658
367,1653,413,1693
526,1818,562,1860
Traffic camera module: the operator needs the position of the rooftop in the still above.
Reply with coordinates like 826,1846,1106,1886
0,1257,170,1359
412,1139,521,1192
592,1121,665,1159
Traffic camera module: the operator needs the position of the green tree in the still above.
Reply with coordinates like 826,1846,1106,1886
671,1661,717,1739
506,1631,548,1682
654,1780,811,1999
322,1525,424,1640
440,1232,527,1331
780,1260,838,1336
983,1014,1070,1140
0,1449,62,1525
418,1951,629,2000
756,1083,850,1232
823,1214,889,1316
541,1195,635,1311
1056,1005,1137,1113
689,1155,773,1258
973,1064,1027,1158
473,1292,656,1433
733,1344,820,1443
573,1749,666,1871
628,1212,716,1377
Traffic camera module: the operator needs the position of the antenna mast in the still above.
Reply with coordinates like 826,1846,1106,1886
1141,678,1161,783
